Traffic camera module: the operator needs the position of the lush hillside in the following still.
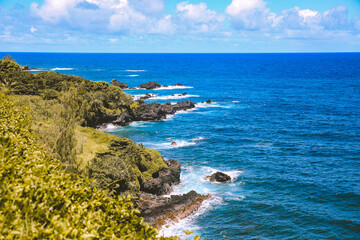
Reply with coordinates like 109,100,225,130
0,55,136,127
2,57,167,194
0,93,176,239
0,57,204,239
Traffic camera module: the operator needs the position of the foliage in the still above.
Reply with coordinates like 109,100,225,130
87,138,168,195
0,58,133,127
75,126,119,170
0,93,176,239
0,56,204,239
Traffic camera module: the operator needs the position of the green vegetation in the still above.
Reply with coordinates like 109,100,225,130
0,94,169,239
87,137,167,194
0,56,133,127
0,57,203,239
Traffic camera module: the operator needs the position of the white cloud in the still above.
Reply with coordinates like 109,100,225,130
31,0,168,33
278,6,353,38
30,26,37,33
28,0,360,40
109,38,118,43
174,2,225,33
322,6,349,30
224,0,356,40
226,0,279,30
31,0,77,24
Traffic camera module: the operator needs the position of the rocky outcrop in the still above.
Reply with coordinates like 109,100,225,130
139,81,161,90
205,171,231,182
138,93,154,101
137,190,212,229
111,79,128,89
140,159,181,195
173,100,196,112
112,100,196,126
137,82,186,90
87,110,119,128
202,99,212,104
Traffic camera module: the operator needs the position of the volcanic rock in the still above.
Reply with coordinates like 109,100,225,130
140,159,181,195
206,171,231,182
139,81,161,90
173,100,196,112
137,190,212,229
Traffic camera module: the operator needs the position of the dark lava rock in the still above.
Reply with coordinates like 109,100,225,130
140,159,181,195
206,171,231,182
139,81,161,90
133,102,173,121
113,111,133,126
139,93,153,101
100,100,196,127
132,100,195,122
182,92,187,96
174,83,183,86
137,190,212,229
111,79,128,89
202,99,212,104
173,100,196,112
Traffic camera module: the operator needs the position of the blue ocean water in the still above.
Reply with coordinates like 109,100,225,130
5,53,360,239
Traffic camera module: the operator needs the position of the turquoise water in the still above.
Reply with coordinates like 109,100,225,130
5,53,360,239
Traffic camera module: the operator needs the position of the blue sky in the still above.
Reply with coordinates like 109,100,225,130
1,0,360,53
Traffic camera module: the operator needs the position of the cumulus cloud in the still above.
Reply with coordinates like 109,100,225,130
226,0,279,30
174,2,225,33
28,0,360,40
224,0,356,40
31,0,76,24
31,0,168,33
278,5,353,38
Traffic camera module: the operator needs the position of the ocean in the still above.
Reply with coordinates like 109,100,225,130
5,52,360,239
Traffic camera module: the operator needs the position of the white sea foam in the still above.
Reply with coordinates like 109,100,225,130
196,102,232,109
127,74,139,77
157,163,245,238
232,100,240,103
28,69,46,72
132,93,156,101
150,136,208,150
125,69,146,72
154,86,193,90
52,67,74,71
224,193,246,201
164,107,199,121
101,123,121,132
150,94,199,100
158,195,223,239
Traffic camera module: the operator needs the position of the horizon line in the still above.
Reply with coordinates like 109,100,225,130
1,51,360,54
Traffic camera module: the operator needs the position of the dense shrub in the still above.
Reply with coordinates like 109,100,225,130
0,94,174,239
87,138,168,194
0,58,133,127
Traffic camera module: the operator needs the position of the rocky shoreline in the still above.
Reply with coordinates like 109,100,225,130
137,191,212,229
135,158,213,229
98,81,213,229
92,80,202,128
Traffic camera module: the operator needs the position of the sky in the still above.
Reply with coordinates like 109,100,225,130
1,0,360,53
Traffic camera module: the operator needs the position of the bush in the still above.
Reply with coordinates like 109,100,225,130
0,94,173,239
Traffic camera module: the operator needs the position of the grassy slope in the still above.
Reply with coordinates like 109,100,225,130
0,93,173,239
9,94,168,194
